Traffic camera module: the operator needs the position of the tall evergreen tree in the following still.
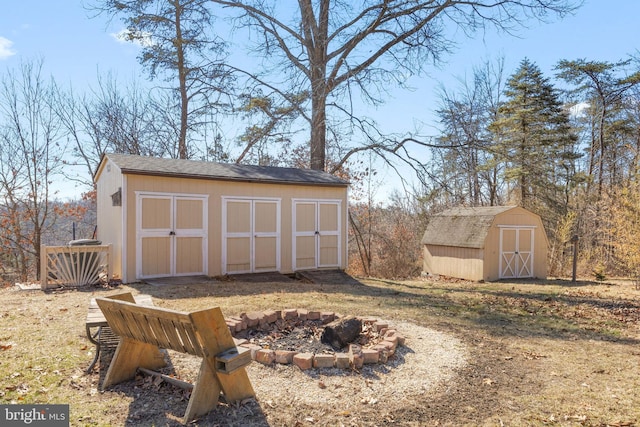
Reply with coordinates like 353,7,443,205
490,58,579,223
556,59,640,200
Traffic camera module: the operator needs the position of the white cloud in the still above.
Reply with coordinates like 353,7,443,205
110,29,154,48
569,101,590,118
0,36,17,60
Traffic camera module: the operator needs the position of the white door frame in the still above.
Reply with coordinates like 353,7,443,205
292,199,342,271
221,196,281,275
499,226,535,279
136,191,208,279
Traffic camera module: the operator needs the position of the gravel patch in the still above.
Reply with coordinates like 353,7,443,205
247,321,467,408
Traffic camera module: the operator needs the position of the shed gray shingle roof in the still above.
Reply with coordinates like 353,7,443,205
421,206,516,249
101,153,349,186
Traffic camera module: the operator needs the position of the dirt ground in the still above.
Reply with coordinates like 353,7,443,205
1,275,639,426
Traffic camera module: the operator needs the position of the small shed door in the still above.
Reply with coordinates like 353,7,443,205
222,198,280,274
137,193,208,279
499,227,534,279
293,200,341,270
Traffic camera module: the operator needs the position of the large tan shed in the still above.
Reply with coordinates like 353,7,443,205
421,206,548,282
94,153,349,283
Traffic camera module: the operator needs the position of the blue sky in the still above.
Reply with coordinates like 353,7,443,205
1,1,639,199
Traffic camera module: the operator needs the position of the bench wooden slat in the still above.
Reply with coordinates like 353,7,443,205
161,319,194,355
178,322,200,355
144,316,171,350
119,309,149,343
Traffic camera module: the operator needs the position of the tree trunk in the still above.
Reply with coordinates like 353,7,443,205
310,91,326,170
174,2,189,160
302,0,329,171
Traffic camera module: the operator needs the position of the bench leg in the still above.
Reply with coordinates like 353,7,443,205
183,358,221,424
86,343,101,373
215,365,255,403
85,325,101,373
102,338,166,389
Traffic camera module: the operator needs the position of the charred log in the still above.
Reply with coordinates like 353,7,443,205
321,316,362,350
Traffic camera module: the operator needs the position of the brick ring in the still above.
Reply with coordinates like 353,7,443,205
226,309,405,371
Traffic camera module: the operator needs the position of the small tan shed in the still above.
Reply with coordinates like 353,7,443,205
94,153,349,283
421,206,548,282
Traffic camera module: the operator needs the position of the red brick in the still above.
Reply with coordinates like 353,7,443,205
335,353,350,369
275,350,297,364
283,308,298,320
384,335,399,346
263,310,278,323
297,309,309,321
293,353,314,370
362,349,379,364
313,354,335,368
226,320,238,332
349,344,364,369
241,344,263,360
374,321,389,332
384,329,405,346
255,349,276,365
373,345,389,363
381,339,396,355
227,318,245,332
320,312,336,324
245,311,264,327
307,311,321,320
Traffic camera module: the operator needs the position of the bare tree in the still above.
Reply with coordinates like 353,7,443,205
434,57,506,206
56,72,165,188
0,60,67,280
214,0,581,172
91,0,233,159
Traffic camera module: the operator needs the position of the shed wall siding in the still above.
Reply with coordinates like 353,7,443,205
423,245,484,281
95,159,124,279
123,174,347,280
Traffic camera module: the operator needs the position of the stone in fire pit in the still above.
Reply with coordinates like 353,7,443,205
225,309,405,371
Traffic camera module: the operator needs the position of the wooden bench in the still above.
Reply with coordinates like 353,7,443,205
95,292,254,424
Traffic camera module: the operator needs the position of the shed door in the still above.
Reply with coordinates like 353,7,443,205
137,194,208,279
293,200,341,270
223,198,280,274
499,227,534,279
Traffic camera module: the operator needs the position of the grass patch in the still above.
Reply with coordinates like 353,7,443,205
1,276,640,426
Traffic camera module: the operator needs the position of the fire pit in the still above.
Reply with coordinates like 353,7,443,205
225,309,405,370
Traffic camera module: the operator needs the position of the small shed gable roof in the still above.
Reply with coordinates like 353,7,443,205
97,153,349,187
421,206,516,249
